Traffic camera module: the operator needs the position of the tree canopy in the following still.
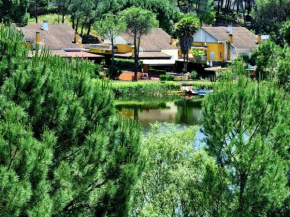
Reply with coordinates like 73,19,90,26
0,0,29,26
0,25,143,216
175,15,200,72
202,66,290,215
120,6,158,80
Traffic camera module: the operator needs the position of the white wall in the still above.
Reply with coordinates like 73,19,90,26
194,29,218,43
161,49,179,61
104,36,128,45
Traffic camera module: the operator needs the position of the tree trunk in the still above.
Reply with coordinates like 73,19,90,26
217,0,221,15
133,34,138,81
237,0,240,13
185,50,189,72
111,37,115,69
72,14,75,29
80,18,87,36
238,171,247,213
62,14,65,23
242,1,246,26
76,18,80,33
183,51,186,72
87,19,92,35
35,2,38,23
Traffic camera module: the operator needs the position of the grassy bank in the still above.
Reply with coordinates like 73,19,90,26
112,81,181,96
179,80,214,89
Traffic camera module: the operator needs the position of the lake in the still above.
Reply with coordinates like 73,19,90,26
116,96,206,143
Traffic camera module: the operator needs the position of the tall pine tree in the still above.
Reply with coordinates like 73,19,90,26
0,25,143,216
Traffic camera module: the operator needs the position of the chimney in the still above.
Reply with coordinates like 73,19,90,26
257,35,262,44
170,37,176,47
227,33,233,61
74,32,80,44
228,33,233,44
43,20,48,31
36,32,41,43
227,25,232,34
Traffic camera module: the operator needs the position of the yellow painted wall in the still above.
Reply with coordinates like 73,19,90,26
116,44,132,53
193,42,225,61
178,48,193,58
89,48,118,54
90,48,106,53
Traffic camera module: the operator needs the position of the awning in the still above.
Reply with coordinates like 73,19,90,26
142,59,175,66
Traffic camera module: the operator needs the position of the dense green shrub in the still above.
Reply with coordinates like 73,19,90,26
160,75,174,81
105,65,122,80
176,60,207,75
149,68,166,75
191,70,198,79
114,58,142,71
112,81,181,96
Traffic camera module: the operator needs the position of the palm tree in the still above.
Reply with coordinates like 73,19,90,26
175,15,200,72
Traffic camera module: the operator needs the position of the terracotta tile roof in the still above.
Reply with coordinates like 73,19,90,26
119,28,178,51
28,50,103,58
17,23,81,49
202,27,257,50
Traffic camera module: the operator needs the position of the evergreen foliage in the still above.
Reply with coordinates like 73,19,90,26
280,21,290,45
120,7,158,81
175,15,200,72
0,0,29,26
249,40,283,80
94,13,126,71
0,25,143,216
202,66,290,215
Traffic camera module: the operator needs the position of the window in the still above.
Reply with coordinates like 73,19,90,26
220,52,222,58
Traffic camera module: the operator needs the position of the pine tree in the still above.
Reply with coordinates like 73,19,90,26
201,65,290,215
0,25,143,216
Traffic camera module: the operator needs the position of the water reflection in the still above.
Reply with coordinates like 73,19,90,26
116,96,203,130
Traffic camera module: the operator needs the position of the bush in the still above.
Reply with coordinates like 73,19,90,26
105,66,122,80
149,68,166,75
114,58,142,71
160,75,174,81
191,70,198,79
112,81,181,96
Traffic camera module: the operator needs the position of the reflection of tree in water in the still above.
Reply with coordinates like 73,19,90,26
116,103,167,121
116,97,203,128
174,99,202,125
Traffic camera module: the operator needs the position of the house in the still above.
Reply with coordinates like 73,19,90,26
84,28,179,80
16,21,103,60
193,26,258,61
85,28,178,66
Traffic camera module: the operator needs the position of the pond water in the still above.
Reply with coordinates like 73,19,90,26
116,96,206,143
